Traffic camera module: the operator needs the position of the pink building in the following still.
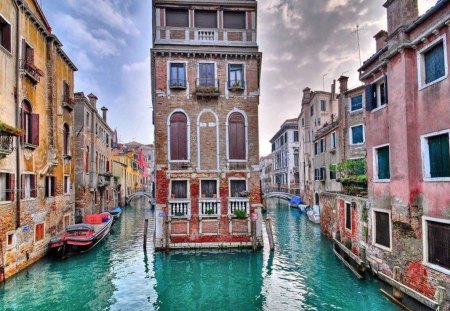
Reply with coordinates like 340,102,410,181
359,0,449,308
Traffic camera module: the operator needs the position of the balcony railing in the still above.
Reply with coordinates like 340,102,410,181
199,198,221,216
169,79,187,89
227,80,246,91
0,133,14,157
62,96,74,112
21,61,43,84
169,199,191,218
195,79,220,98
197,30,216,41
228,197,249,216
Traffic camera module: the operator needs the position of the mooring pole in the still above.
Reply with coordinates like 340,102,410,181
143,218,149,249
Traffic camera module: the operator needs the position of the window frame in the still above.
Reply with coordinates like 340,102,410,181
417,34,448,91
228,178,247,198
420,129,450,182
349,124,365,145
199,179,219,198
34,222,45,243
226,109,248,162
373,143,391,183
422,216,450,275
349,94,363,112
320,100,326,112
170,179,190,199
0,13,12,54
372,208,392,252
168,62,187,89
165,8,190,28
345,201,352,232
227,63,245,90
331,131,336,150
6,231,15,249
64,175,70,195
167,109,190,163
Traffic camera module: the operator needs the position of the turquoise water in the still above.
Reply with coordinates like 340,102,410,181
0,198,399,311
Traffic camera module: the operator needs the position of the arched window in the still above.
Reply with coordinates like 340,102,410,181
22,101,39,146
63,123,70,155
228,112,245,160
85,146,89,173
169,112,188,160
315,193,319,206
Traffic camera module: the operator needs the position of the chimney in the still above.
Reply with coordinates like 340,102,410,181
338,76,349,93
383,0,418,34
302,87,311,103
331,80,336,100
374,30,388,51
87,93,98,108
101,106,108,122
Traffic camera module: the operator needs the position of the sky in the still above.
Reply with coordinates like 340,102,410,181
40,0,436,155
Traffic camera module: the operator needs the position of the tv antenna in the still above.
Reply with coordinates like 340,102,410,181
352,24,363,67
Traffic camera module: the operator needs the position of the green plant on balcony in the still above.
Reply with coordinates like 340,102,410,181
206,208,215,215
0,121,24,137
234,209,247,219
196,85,219,94
332,159,367,195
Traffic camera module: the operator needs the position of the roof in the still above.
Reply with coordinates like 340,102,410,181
270,118,298,143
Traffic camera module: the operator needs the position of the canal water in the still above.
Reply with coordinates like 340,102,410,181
0,198,399,311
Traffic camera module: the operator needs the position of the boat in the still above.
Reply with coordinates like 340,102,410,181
298,204,308,213
109,207,122,219
49,212,113,257
289,196,303,208
307,205,321,224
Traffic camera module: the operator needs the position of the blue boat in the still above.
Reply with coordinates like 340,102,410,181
109,207,122,219
289,196,303,208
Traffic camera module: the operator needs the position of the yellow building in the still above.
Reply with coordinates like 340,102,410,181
0,0,77,280
112,148,142,198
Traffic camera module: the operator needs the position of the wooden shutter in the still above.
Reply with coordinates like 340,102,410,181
375,211,390,248
228,113,245,160
26,45,34,66
2,23,11,52
31,113,39,146
194,10,217,28
427,221,450,270
20,175,25,199
345,203,351,230
51,176,56,196
223,11,246,29
365,84,374,111
166,9,189,27
377,146,390,179
30,175,36,198
170,113,188,160
6,173,14,201
428,134,450,178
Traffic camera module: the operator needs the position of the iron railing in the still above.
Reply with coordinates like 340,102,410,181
227,80,246,90
0,133,14,156
169,79,187,89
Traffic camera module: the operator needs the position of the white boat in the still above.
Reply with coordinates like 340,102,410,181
298,204,308,213
307,205,320,224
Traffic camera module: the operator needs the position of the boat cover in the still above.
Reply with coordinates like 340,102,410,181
290,196,303,205
110,207,122,214
66,224,94,232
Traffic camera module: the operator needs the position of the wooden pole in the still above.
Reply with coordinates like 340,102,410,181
143,218,149,249
266,218,275,251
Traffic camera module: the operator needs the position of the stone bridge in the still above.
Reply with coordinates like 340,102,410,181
263,192,295,201
126,192,153,205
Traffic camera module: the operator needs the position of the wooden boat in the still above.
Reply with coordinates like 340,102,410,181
307,205,321,224
109,207,122,219
49,212,113,257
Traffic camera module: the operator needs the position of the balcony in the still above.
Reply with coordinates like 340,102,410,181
227,80,246,91
199,198,221,217
22,62,44,85
195,79,220,98
196,29,217,41
62,96,74,112
169,199,191,218
228,197,249,217
0,133,14,158
169,79,187,89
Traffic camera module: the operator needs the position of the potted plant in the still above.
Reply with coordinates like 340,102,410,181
234,210,246,219
206,208,215,215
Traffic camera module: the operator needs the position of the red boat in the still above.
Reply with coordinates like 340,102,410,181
49,212,113,257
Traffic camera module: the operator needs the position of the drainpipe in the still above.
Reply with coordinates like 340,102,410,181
14,0,21,229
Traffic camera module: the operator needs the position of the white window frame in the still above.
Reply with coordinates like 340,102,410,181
331,131,336,150
373,143,391,183
63,213,71,230
344,201,352,232
169,179,190,199
34,222,45,243
0,172,11,203
422,216,450,275
167,60,189,97
225,61,247,98
0,13,12,55
64,175,71,195
417,34,448,91
420,128,450,182
349,124,365,145
199,178,220,198
372,208,392,252
167,109,191,163
6,231,15,250
228,177,247,198
370,75,388,113
348,94,364,113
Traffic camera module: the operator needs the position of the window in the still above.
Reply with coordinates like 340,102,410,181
22,40,35,69
330,164,336,180
194,10,217,28
170,63,186,88
365,76,388,111
314,142,318,155
373,210,391,250
85,146,89,173
171,180,187,198
310,105,314,116
423,218,450,272
22,101,39,146
64,176,70,194
320,100,326,111
0,173,14,202
6,232,14,248
350,95,363,111
63,214,71,230
331,132,336,149
321,138,326,152
169,112,188,161
201,180,217,198
223,11,246,29
86,112,90,127
63,124,70,155
418,37,448,89
314,168,326,181
45,176,56,197
293,131,299,142
374,145,390,180
345,202,352,231
350,125,364,145
198,63,215,86
228,64,244,89
230,180,246,197
21,174,36,199
0,15,12,53
34,223,45,242
228,112,246,160
166,9,189,27
301,118,304,127
422,132,450,179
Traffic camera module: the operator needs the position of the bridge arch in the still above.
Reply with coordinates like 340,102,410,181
263,192,294,201
126,192,153,205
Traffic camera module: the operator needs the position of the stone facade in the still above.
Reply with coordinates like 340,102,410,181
0,0,77,280
152,0,263,250
73,93,114,222
259,155,272,194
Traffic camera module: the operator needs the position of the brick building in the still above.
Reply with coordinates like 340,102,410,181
151,0,263,249
0,0,77,280
73,93,114,222
358,0,449,308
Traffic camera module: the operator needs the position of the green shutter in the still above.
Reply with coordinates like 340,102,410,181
429,134,450,178
378,146,390,179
